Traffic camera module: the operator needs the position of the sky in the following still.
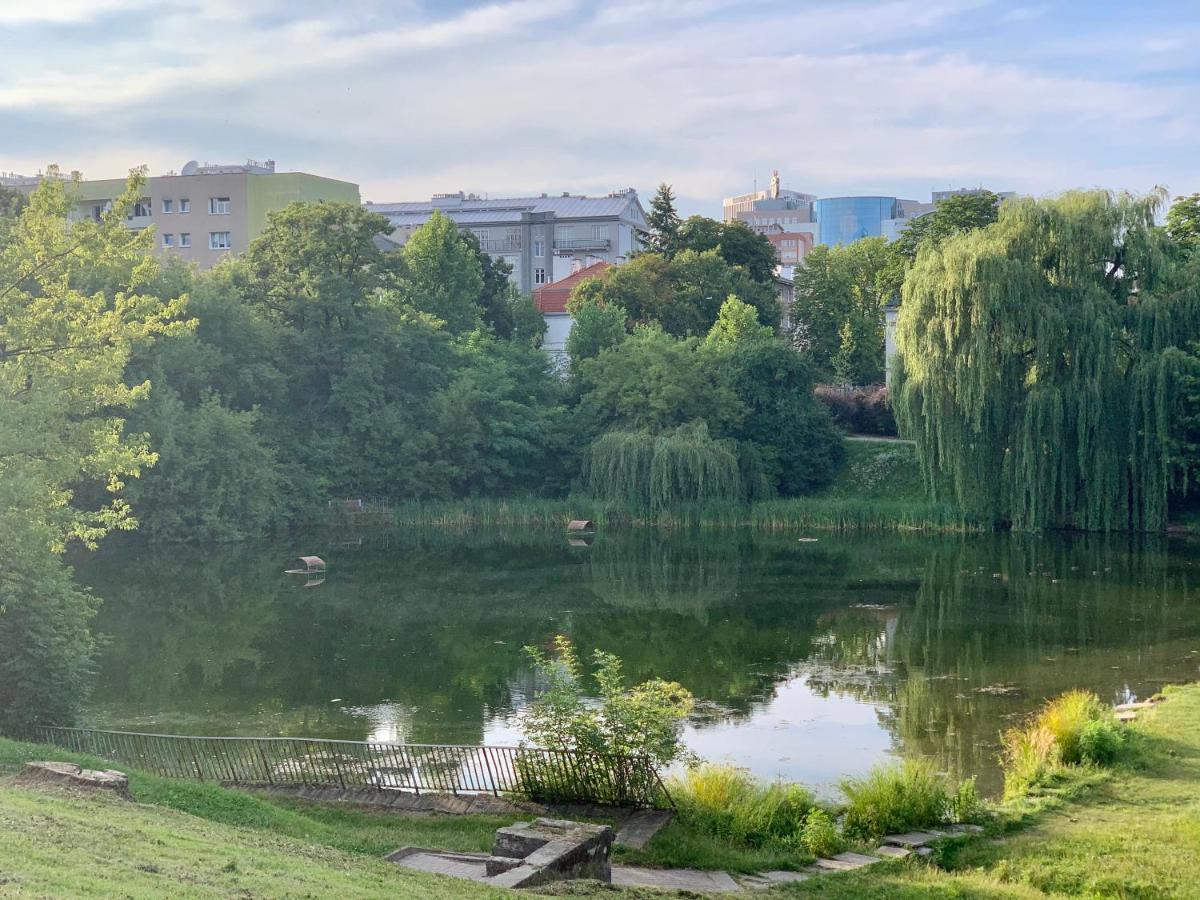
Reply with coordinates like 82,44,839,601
1,0,1198,218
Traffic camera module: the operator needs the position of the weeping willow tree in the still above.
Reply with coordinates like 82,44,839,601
894,189,1200,532
582,422,745,512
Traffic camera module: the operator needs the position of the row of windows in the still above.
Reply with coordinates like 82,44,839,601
131,197,231,216
161,231,231,250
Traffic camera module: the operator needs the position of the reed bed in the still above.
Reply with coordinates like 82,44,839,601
386,495,980,534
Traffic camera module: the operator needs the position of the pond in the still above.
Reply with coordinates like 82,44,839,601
72,528,1200,797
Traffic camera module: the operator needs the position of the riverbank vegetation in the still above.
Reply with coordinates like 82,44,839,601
2,684,1196,896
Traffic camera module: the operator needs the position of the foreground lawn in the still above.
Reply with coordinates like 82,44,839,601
2,684,1198,896
775,682,1200,898
0,782,508,898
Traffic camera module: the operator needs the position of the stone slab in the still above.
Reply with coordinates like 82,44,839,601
811,852,883,871
386,847,489,881
616,809,674,849
883,831,942,848
16,762,132,800
1114,701,1156,712
875,844,912,858
947,823,984,835
1116,710,1139,722
761,869,812,883
613,866,741,892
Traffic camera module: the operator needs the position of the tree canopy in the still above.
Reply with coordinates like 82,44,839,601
894,189,1200,531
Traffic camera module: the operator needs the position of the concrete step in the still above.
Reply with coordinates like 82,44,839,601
616,809,674,849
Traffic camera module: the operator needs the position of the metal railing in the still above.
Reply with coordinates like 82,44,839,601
20,726,670,809
477,238,522,253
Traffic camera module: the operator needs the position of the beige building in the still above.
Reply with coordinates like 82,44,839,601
7,159,359,269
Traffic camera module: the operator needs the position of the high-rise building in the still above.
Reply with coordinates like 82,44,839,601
366,189,645,295
813,196,935,246
7,159,360,269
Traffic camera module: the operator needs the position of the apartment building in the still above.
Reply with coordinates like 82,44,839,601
365,189,646,295
8,159,359,268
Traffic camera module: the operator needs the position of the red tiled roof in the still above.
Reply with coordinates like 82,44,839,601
532,261,612,313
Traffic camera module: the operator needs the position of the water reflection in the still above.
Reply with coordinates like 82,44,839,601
73,528,1200,794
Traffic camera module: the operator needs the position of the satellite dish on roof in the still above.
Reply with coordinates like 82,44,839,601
181,160,199,176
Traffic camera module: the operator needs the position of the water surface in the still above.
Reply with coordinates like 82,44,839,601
74,528,1200,795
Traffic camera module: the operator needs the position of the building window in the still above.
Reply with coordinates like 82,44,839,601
179,233,191,248
209,231,232,250
209,197,231,215
534,267,547,285
91,200,112,222
533,239,545,257
162,199,174,214
162,233,174,248
179,198,190,213
475,229,489,242
592,224,606,240
132,198,152,218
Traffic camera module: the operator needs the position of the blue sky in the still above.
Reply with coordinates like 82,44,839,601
1,0,1197,217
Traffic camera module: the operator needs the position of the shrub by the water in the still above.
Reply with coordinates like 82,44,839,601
1002,690,1129,799
840,759,977,840
669,764,817,849
799,808,845,858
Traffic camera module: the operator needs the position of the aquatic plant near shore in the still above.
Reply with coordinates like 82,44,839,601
840,759,981,839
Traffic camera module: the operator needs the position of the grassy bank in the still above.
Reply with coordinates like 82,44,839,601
389,440,978,534
2,684,1199,895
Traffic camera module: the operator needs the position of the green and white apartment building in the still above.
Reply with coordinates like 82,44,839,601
4,159,359,269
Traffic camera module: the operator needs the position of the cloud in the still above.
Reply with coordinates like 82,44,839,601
1,0,1197,209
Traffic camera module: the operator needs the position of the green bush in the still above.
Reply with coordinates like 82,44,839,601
669,763,817,849
949,776,985,824
840,759,971,840
1002,690,1129,799
1078,718,1125,766
1040,690,1107,764
799,808,845,858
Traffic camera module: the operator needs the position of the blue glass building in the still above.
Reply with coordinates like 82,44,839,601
814,196,904,246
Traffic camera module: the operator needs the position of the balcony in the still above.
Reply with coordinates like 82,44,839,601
554,237,611,252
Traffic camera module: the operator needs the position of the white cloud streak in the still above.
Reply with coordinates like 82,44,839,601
1,0,1197,208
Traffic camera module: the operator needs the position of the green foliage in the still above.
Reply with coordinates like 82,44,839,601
704,294,773,350
0,168,187,549
565,288,627,368
520,635,694,767
1002,690,1131,799
841,759,975,839
716,340,844,496
642,182,681,256
800,808,846,858
571,246,778,337
1166,192,1200,256
575,325,744,434
0,534,98,731
790,237,894,384
1077,718,1125,766
669,763,817,851
893,190,1000,262
895,189,1200,531
675,215,778,284
395,210,484,333
583,423,745,511
124,392,280,542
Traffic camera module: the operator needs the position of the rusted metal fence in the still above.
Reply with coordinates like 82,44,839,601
20,726,670,809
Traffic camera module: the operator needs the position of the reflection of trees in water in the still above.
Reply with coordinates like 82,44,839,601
76,529,1200,790
585,531,742,621
884,534,1200,792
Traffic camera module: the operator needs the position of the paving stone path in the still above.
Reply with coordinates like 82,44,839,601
389,822,987,892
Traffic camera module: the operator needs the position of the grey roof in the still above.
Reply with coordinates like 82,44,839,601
367,193,644,225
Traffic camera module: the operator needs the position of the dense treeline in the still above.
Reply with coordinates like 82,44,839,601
97,180,842,542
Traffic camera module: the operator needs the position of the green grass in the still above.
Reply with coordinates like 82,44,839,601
840,758,982,840
0,737,510,859
6,684,1198,896
0,781,508,898
820,438,929,503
